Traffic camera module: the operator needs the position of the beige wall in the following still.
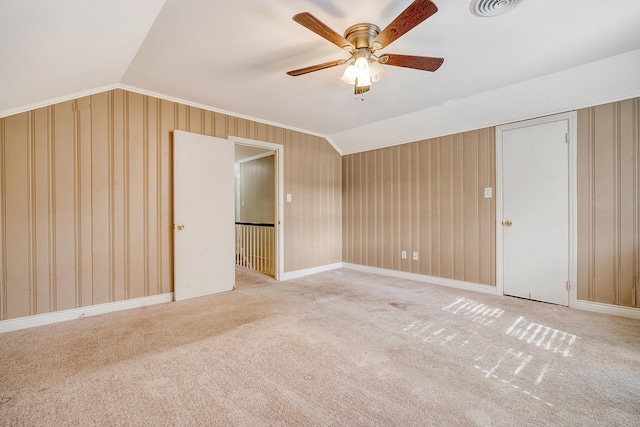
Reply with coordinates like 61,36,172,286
284,130,343,272
343,97,640,309
239,155,275,224
342,128,496,286
2,86,638,321
577,98,640,307
0,89,342,320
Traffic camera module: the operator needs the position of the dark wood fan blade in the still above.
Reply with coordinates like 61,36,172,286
372,0,438,50
293,12,354,50
286,59,346,76
381,54,444,72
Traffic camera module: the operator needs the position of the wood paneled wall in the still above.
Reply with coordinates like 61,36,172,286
284,130,342,271
239,155,275,224
0,89,342,320
342,129,496,286
577,98,640,307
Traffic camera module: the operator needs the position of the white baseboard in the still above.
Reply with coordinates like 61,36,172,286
342,263,499,295
281,262,344,281
0,293,174,334
575,300,640,320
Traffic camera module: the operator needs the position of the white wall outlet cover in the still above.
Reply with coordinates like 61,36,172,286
286,194,292,202
412,251,419,260
484,188,492,198
401,251,407,259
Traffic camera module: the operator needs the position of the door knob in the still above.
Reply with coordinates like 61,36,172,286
177,224,185,230
503,220,513,227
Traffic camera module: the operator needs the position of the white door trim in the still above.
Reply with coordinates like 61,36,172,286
496,112,578,307
228,136,284,281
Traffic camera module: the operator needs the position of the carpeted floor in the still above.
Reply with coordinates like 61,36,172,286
1,267,638,426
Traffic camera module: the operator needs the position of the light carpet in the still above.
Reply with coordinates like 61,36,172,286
0,267,638,426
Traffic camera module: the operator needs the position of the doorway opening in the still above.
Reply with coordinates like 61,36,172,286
231,137,284,281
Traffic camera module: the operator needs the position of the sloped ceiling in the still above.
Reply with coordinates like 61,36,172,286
2,0,640,154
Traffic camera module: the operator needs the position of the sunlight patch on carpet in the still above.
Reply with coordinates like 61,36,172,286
506,317,580,357
441,297,504,325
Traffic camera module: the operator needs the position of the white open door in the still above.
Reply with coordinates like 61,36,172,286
173,130,235,301
498,115,574,306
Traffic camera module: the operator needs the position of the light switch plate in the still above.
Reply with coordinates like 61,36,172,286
484,188,492,198
286,194,292,202
401,251,407,259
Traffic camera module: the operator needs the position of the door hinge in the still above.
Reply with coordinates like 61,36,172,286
566,280,570,291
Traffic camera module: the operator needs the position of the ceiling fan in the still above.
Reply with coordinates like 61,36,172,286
286,0,444,98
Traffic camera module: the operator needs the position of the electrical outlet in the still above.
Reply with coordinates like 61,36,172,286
412,251,419,261
286,194,292,202
484,187,492,198
401,251,407,259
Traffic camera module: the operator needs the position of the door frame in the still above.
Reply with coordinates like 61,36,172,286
229,135,284,281
495,111,578,307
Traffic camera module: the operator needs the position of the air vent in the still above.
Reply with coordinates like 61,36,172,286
470,0,525,17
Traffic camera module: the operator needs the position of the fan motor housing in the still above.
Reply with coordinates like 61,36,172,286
344,23,380,49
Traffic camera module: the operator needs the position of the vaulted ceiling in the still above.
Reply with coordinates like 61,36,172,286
2,0,640,154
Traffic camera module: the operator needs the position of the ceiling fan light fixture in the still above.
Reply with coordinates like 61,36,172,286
288,1,444,99
341,50,378,87
340,63,357,85
369,59,386,83
356,73,371,88
354,56,370,75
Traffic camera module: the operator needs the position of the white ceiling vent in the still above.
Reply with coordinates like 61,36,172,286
470,0,525,17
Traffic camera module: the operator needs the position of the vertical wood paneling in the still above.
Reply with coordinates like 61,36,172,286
478,129,495,287
382,149,394,269
353,151,362,266
159,99,174,295
0,88,343,320
441,136,454,279
4,113,31,317
400,144,411,272
33,107,52,313
90,92,110,305
367,150,377,267
127,92,145,299
342,155,349,262
453,134,464,279
112,91,126,302
463,131,479,283
343,127,496,286
594,104,616,304
239,155,275,224
77,97,93,307
301,134,310,268
146,96,159,298
374,151,384,267
430,140,441,278
577,98,640,308
0,116,5,320
577,108,592,301
618,100,635,307
418,140,431,276
53,100,77,311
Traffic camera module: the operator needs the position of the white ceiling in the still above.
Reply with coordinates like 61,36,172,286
235,145,272,163
2,0,640,154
